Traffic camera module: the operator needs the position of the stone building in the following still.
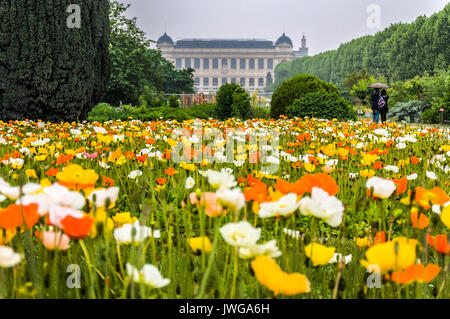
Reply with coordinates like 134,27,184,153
157,33,309,93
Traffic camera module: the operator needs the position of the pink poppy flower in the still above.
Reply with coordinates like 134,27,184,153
189,192,225,217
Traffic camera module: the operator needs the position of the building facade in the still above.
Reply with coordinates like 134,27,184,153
157,33,308,93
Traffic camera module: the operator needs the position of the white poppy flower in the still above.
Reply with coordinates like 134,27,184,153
185,177,195,189
216,187,245,213
239,240,282,259
258,193,300,218
128,170,143,179
126,264,170,288
220,221,261,247
366,177,396,199
0,246,22,268
114,221,160,244
299,187,344,227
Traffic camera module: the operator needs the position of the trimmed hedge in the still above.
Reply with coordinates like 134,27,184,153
270,74,339,119
286,91,357,120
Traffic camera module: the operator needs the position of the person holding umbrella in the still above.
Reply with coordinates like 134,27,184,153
369,83,389,124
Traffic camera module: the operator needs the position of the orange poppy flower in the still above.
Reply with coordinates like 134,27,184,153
56,154,74,165
0,204,40,230
45,168,60,177
415,187,450,209
125,151,135,160
61,215,94,239
426,235,449,255
411,156,420,165
374,231,386,244
385,140,394,148
373,161,383,170
293,173,339,197
245,182,268,203
103,176,115,187
392,178,407,195
390,264,440,284
165,168,176,176
410,209,429,229
136,154,147,162
157,177,167,185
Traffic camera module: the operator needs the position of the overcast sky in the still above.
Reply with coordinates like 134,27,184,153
119,0,448,55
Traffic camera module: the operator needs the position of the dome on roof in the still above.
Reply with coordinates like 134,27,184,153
275,33,293,47
157,33,174,46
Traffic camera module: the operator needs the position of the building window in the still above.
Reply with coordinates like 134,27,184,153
240,78,246,86
176,58,182,69
203,58,209,69
194,58,200,69
258,78,264,87
222,78,227,85
249,78,255,87
213,78,219,87
231,78,237,83
194,78,200,86
222,58,228,67
230,58,237,69
258,59,264,69
185,58,191,69
240,59,246,69
213,58,219,69
203,78,209,87
249,58,255,69
267,58,273,69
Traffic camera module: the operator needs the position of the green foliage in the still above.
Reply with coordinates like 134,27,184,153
420,108,440,124
138,86,164,108
248,107,271,119
216,83,251,120
286,91,357,120
167,95,180,108
87,103,216,122
105,1,194,106
390,100,431,123
270,74,339,119
0,0,111,121
189,103,218,119
350,75,387,106
274,4,450,86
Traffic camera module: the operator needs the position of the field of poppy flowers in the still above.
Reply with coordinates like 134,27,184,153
0,117,449,299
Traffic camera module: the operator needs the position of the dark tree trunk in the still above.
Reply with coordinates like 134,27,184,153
0,0,110,122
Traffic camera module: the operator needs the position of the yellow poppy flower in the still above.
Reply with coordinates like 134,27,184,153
441,205,450,229
188,237,212,254
360,237,417,274
305,243,336,266
251,256,310,296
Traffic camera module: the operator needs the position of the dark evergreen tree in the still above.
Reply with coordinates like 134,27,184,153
0,0,111,121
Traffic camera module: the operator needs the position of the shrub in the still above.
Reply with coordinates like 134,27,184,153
286,91,357,120
390,100,431,123
270,74,339,119
421,108,440,124
216,83,250,120
87,103,124,122
188,103,218,119
167,95,180,108
248,107,270,119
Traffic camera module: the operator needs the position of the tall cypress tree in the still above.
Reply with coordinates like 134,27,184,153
0,0,110,121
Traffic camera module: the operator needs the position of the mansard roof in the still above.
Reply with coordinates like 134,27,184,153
175,39,275,49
